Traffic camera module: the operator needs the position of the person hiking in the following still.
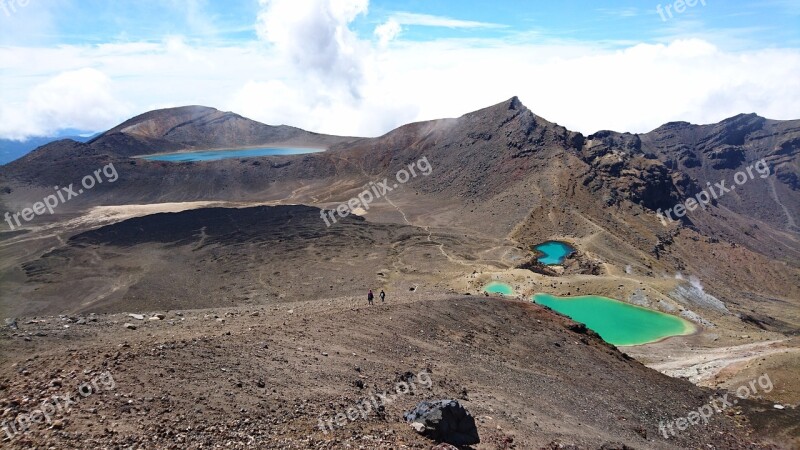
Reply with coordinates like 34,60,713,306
379,290,385,303
367,289,374,305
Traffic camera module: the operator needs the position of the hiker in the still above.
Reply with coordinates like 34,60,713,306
368,289,374,305
379,290,386,303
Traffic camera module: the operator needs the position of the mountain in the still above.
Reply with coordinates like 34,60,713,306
88,105,360,157
1,98,799,448
640,113,800,233
0,130,96,165
2,98,798,313
1,105,358,173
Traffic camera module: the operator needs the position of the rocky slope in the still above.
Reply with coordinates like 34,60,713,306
2,98,796,240
1,294,791,449
2,97,798,322
1,98,798,447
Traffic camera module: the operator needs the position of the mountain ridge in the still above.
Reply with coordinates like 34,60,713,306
3,97,795,165
1,98,798,449
1,97,798,325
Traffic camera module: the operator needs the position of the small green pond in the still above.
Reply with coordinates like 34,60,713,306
532,293,694,346
484,282,514,296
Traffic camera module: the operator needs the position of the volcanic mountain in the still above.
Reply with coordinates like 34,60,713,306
1,98,799,448
2,97,797,319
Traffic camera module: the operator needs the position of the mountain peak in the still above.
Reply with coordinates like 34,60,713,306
100,105,224,140
460,96,530,123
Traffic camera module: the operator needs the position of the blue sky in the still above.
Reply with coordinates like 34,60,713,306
1,0,799,139
5,0,799,47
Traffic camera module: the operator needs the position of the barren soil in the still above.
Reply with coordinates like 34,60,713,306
2,294,794,449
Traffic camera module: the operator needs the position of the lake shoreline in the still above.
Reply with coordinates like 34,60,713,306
532,292,696,346
533,240,576,265
134,145,326,161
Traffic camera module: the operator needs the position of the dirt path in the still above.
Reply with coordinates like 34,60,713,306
768,177,798,231
644,339,799,384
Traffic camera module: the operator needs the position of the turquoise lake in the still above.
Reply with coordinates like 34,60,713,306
533,293,694,346
535,241,575,265
484,282,514,296
139,147,324,162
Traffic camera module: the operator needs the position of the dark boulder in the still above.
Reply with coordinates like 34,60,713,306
403,399,479,446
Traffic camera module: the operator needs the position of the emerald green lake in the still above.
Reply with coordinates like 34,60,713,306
535,241,575,265
484,282,514,296
139,147,324,162
532,293,694,346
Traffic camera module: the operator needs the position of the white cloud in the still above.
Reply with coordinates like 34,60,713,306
374,19,401,46
373,11,504,46
231,35,800,136
388,12,505,29
255,0,369,99
0,68,128,140
177,0,218,37
1,1,799,142
596,7,640,19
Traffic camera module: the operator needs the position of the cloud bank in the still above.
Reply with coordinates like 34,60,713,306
1,0,800,141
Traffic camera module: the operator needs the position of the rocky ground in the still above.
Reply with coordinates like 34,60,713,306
1,98,798,448
1,293,796,449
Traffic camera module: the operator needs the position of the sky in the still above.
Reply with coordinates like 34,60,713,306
0,0,799,140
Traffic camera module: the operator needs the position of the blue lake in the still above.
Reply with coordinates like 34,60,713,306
535,241,575,265
139,147,324,162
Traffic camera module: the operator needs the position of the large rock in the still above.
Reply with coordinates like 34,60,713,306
403,399,479,446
